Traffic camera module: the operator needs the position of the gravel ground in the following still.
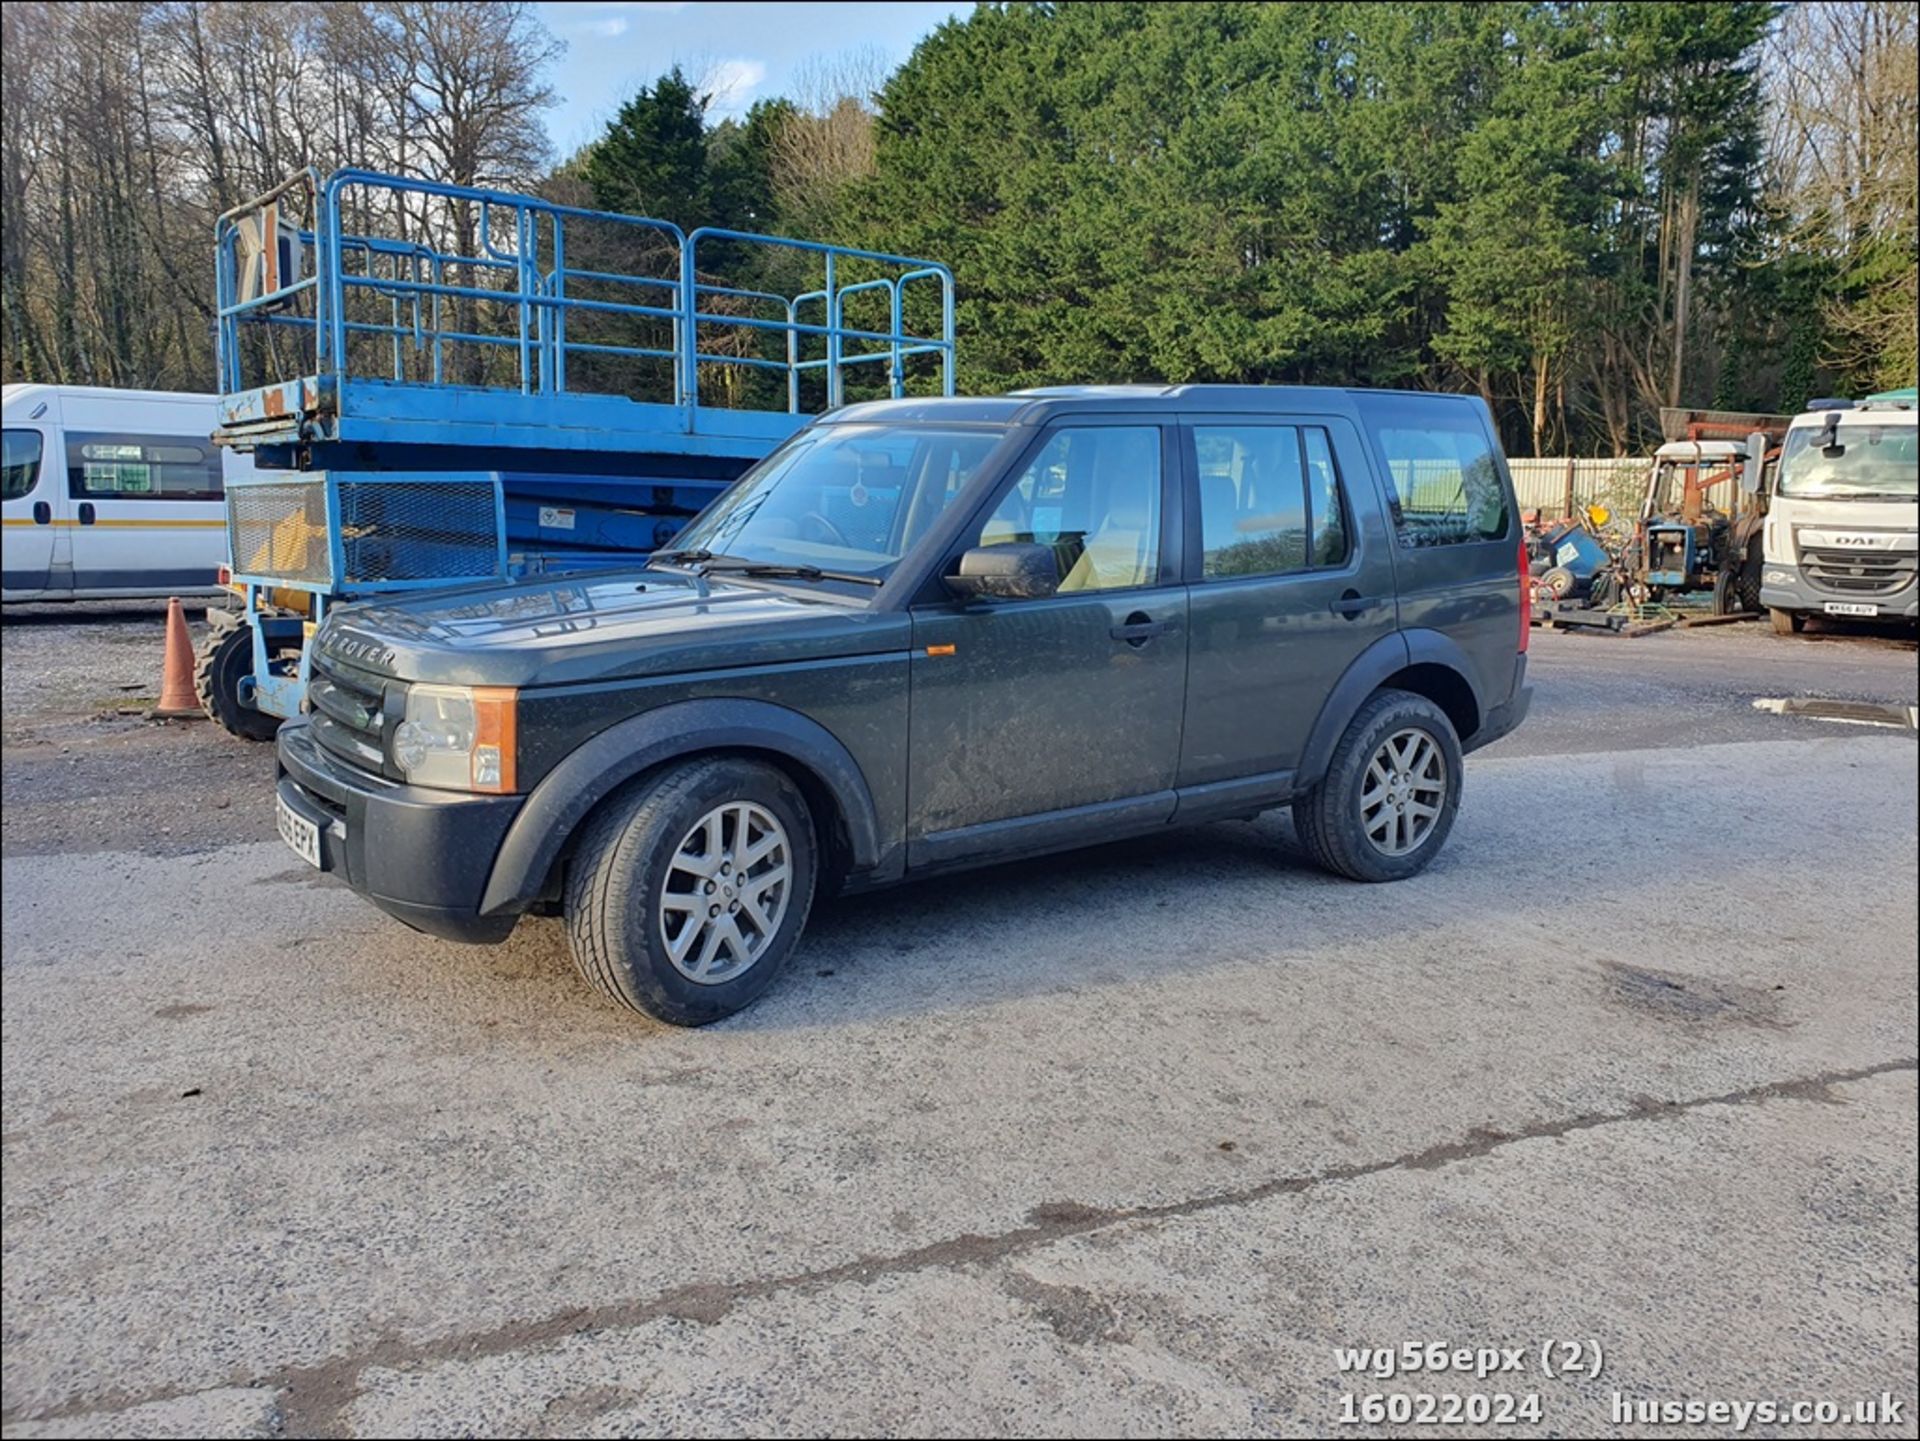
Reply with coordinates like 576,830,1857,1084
1,605,1915,1439
0,603,276,858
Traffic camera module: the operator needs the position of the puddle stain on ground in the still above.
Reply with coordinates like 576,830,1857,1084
1598,959,1789,1030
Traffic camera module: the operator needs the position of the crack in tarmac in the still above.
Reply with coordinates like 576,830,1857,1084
5,1055,1912,1438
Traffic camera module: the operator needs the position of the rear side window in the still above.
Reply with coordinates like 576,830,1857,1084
67,432,223,502
1364,404,1509,545
3,429,43,500
1194,423,1351,579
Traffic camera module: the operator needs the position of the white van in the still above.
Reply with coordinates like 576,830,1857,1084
2,384,253,603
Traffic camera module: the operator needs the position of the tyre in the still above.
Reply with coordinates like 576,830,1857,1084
1770,607,1806,636
1734,548,1763,613
1711,569,1736,616
563,757,816,1025
194,620,282,741
1293,689,1464,883
1541,565,1578,601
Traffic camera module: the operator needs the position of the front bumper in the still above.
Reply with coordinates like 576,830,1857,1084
1760,563,1918,619
277,719,524,943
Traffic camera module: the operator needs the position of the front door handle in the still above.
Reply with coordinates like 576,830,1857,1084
1330,590,1382,618
1111,612,1176,646
78,502,96,525
32,501,50,524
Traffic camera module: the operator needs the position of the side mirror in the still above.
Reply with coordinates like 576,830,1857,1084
1740,431,1767,494
945,542,1059,601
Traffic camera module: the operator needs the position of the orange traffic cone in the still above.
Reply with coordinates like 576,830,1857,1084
155,597,201,719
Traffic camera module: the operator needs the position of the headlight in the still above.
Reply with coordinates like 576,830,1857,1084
1764,570,1791,585
391,684,517,793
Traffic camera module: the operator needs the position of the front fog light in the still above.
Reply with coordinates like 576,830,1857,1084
393,685,517,792
1765,570,1791,585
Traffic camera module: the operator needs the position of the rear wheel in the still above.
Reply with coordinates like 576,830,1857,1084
1293,689,1464,883
194,619,282,741
563,757,816,1025
1771,607,1806,636
1734,545,1764,613
1711,569,1737,616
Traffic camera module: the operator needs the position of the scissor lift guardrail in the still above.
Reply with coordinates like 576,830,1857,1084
214,168,956,464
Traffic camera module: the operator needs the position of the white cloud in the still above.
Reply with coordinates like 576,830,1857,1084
704,57,768,111
588,16,630,36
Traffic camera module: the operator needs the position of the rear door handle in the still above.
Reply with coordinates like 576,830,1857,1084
77,502,96,525
1330,591,1382,618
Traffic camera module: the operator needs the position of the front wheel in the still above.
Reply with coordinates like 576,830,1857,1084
563,757,816,1025
194,619,282,741
1293,689,1464,883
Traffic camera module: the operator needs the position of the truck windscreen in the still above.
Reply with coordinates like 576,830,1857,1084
1776,423,1919,500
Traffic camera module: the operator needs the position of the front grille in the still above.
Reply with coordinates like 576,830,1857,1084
1802,547,1915,596
308,654,389,778
228,479,331,585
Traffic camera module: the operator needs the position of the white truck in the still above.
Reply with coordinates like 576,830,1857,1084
1753,388,1918,634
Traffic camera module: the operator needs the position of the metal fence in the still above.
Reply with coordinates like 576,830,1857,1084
1507,458,1647,520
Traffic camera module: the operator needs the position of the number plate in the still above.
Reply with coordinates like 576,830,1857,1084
277,794,323,869
1823,602,1880,617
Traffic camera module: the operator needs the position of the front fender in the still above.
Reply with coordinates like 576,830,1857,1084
479,698,883,916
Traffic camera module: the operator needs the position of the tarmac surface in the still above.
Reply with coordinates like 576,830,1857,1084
2,604,1915,1437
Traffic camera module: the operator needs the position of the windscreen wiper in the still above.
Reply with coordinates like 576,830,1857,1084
707,558,884,588
648,547,717,567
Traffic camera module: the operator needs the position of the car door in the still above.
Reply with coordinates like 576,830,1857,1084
1177,413,1399,789
2,424,66,599
907,419,1188,864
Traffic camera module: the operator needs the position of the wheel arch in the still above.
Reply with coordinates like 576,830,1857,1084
480,699,882,917
1299,630,1488,786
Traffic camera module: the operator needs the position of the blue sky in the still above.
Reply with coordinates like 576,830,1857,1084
533,2,970,158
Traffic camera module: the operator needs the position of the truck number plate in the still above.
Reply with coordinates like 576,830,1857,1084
1823,602,1880,617
277,795,323,869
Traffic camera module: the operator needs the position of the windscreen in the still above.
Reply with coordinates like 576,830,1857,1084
668,424,1005,580
1776,421,1919,500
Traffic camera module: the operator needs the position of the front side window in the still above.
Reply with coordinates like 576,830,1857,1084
975,425,1162,592
1366,411,1509,545
669,423,1003,582
1195,423,1350,579
3,429,44,501
67,433,223,502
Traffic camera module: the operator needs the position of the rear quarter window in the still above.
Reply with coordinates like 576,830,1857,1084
1359,399,1511,546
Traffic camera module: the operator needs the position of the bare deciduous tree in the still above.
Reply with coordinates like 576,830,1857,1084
1766,0,1919,390
0,0,560,389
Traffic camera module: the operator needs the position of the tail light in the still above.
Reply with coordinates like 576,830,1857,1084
1517,537,1531,652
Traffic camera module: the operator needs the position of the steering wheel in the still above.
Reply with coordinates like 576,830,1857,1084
800,512,851,548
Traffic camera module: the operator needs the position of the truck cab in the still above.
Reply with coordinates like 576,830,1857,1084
1759,391,1919,633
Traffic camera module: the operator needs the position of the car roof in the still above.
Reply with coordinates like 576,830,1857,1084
825,384,1483,427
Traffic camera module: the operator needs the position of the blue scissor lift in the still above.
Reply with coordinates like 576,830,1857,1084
202,166,955,738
